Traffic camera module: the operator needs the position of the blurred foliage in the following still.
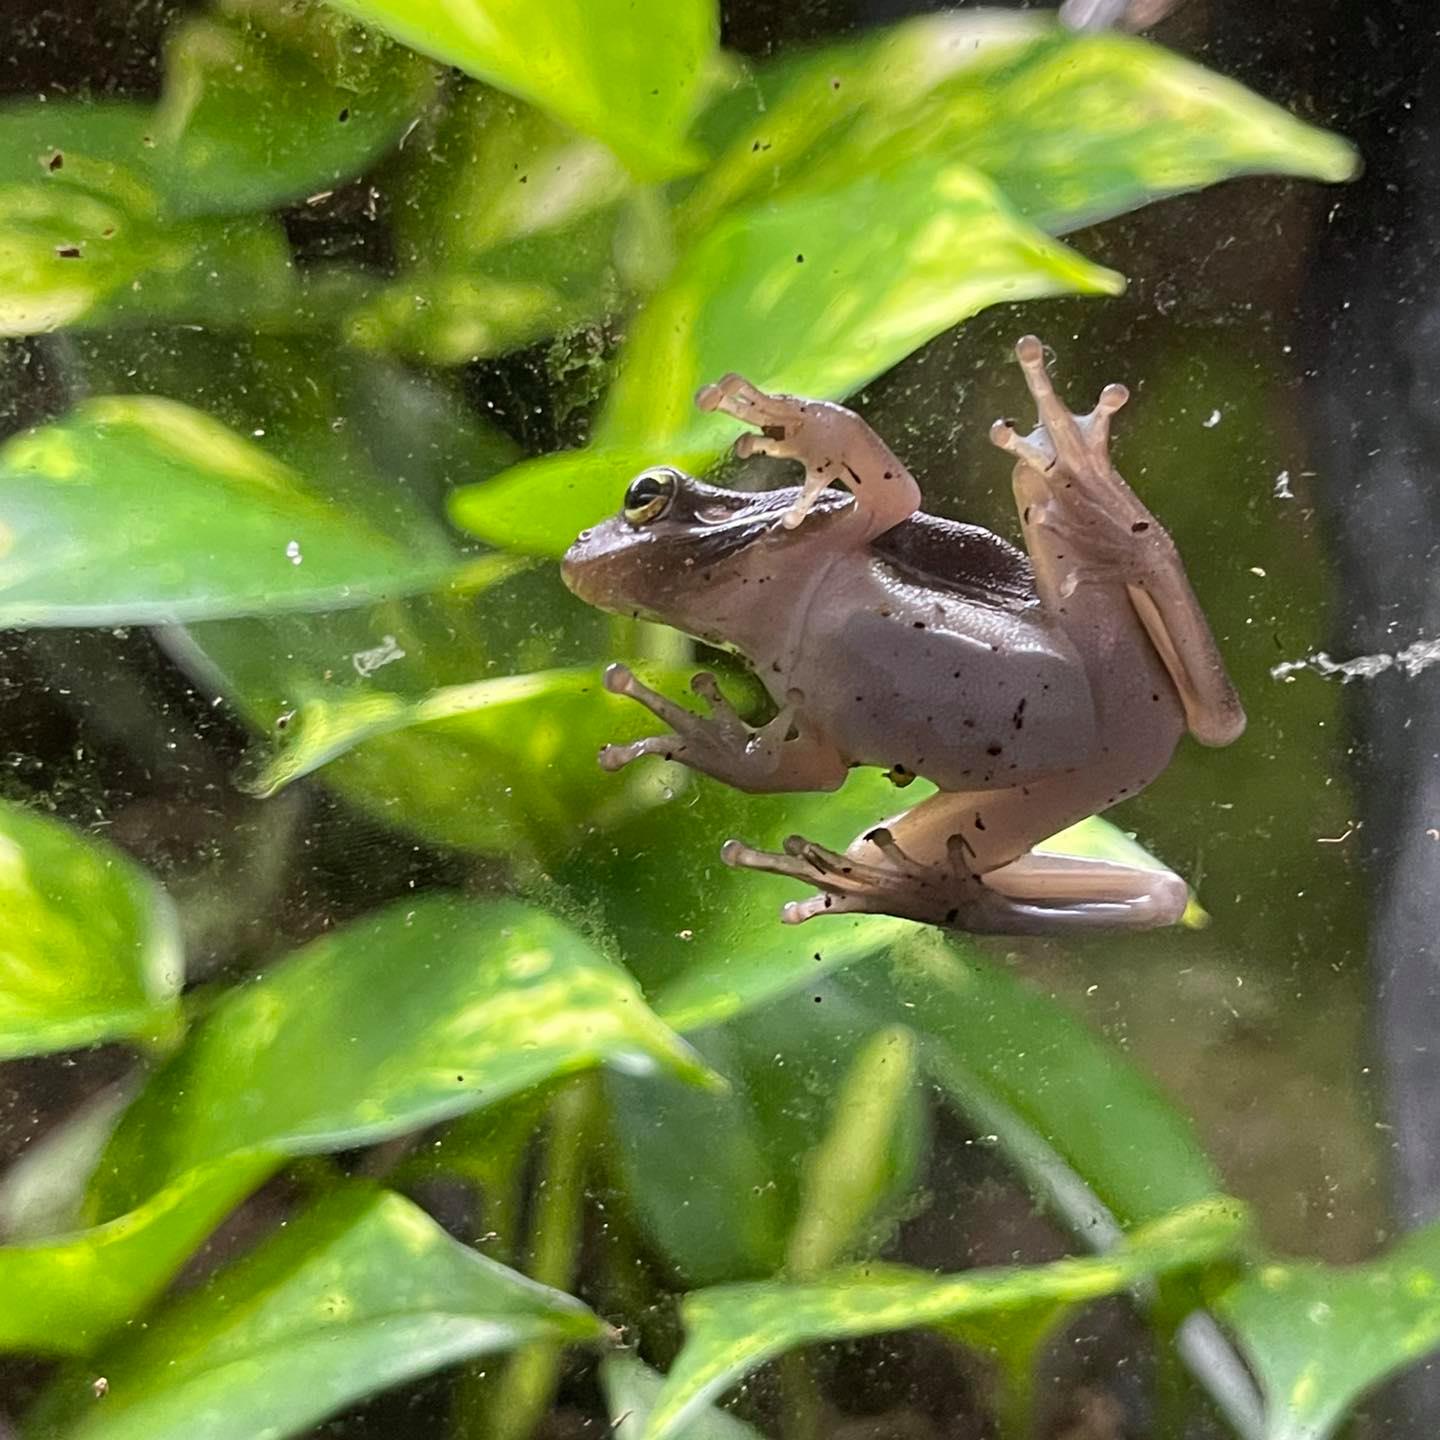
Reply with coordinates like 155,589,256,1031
0,801,181,1059
642,1196,1248,1440
1218,1223,1440,1440
89,895,714,1219
0,1,1413,1439
0,1157,264,1358
25,1186,606,1440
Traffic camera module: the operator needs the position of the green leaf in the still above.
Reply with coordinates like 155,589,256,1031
589,767,925,1286
600,162,1121,446
106,336,632,858
0,395,457,626
785,1024,921,1277
89,895,715,1218
452,157,1121,555
152,4,434,217
0,1158,266,1357
640,1196,1248,1440
0,800,181,1059
0,102,171,334
600,1354,763,1440
26,1186,608,1440
350,87,639,365
851,933,1223,1228
680,13,1357,240
450,443,709,557
0,102,298,337
349,255,614,367
164,570,589,858
558,760,917,1015
220,663,708,858
323,0,716,180
1217,1222,1440,1440
610,985,925,1288
606,1028,794,1286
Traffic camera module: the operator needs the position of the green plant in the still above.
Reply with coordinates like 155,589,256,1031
0,2,1416,1438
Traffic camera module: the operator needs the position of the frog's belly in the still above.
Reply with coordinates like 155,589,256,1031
785,602,1098,791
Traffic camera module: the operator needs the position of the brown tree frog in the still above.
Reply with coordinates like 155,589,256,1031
561,337,1244,934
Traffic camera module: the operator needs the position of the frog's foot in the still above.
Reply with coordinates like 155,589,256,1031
695,373,807,448
721,827,986,927
599,665,846,793
600,664,752,769
991,336,1165,589
989,334,1130,481
695,374,920,533
695,374,836,526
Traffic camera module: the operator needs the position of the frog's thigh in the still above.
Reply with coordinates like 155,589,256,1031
978,851,1187,933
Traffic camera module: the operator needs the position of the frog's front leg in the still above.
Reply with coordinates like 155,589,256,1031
599,664,849,794
991,336,1245,748
694,375,921,536
723,786,1187,934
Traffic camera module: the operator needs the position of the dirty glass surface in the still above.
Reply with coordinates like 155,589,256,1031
0,0,1434,1437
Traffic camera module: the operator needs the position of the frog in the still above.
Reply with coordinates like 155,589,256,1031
560,336,1245,934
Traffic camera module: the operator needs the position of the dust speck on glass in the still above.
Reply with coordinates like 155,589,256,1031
0,0,1428,1438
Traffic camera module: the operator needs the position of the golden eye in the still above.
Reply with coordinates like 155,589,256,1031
623,468,677,526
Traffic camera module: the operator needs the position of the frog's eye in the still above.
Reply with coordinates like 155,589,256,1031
623,468,678,526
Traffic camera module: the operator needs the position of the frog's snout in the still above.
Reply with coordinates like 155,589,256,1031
560,522,616,605
559,540,587,599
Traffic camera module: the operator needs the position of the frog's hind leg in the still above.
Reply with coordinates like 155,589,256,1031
992,335,1246,749
722,771,1189,933
976,850,1189,933
722,829,1186,934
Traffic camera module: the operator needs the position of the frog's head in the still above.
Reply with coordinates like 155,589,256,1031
562,466,830,648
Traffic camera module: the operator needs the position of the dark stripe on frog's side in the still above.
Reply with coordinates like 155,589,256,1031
874,510,1036,612
673,477,1037,612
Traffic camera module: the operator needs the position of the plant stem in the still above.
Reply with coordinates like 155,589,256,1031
779,1350,822,1440
924,1049,1264,1440
451,1077,597,1440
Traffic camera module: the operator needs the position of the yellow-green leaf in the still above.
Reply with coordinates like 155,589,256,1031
350,87,637,365
1217,1222,1440,1440
0,801,181,1060
26,1186,607,1440
89,895,716,1219
229,664,703,858
785,1025,921,1277
0,396,456,626
452,157,1120,555
682,13,1357,239
323,0,717,180
641,1196,1249,1440
0,101,297,338
0,1158,267,1357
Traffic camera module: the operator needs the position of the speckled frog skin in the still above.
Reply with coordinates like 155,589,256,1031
561,337,1244,934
